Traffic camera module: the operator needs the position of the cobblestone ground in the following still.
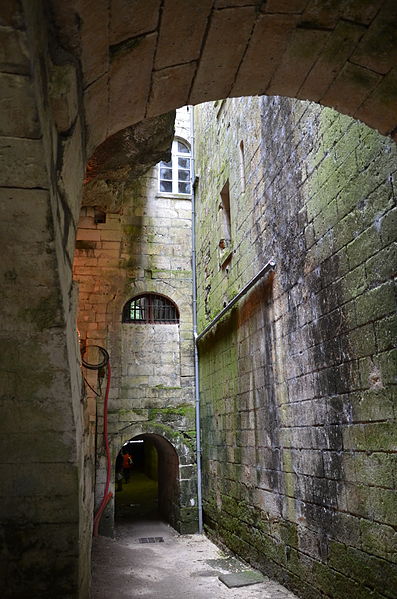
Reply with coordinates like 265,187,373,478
92,518,299,599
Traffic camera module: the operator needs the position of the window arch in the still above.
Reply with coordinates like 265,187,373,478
158,138,191,195
122,293,179,324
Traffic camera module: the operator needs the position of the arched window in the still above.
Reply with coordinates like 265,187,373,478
122,294,179,324
158,139,191,195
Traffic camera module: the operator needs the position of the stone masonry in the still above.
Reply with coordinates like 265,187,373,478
0,3,90,597
1,2,397,597
74,107,198,536
49,0,397,153
194,96,396,599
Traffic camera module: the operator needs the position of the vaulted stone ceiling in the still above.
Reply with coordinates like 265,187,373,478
50,0,397,156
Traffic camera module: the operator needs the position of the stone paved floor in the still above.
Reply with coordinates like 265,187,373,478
92,518,300,599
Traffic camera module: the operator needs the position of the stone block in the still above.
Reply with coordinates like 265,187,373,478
379,207,397,246
346,226,380,269
355,281,396,327
374,313,397,352
350,2,397,75
190,6,256,104
360,519,397,562
356,67,397,135
267,27,330,98
0,73,40,137
0,26,29,74
155,0,213,70
84,73,108,155
108,32,156,136
110,0,160,44
79,0,109,86
0,137,48,188
49,62,79,133
76,228,101,241
0,463,78,497
232,14,296,96
321,61,382,117
343,422,396,452
299,21,366,103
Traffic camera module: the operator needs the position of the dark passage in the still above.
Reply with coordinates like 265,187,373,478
115,438,160,523
114,433,180,530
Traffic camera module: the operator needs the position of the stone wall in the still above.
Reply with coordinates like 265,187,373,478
194,97,396,599
0,2,92,597
74,107,198,535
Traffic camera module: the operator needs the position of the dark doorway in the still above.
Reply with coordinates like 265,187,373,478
114,434,180,529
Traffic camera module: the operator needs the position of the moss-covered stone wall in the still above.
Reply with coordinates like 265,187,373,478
194,96,396,599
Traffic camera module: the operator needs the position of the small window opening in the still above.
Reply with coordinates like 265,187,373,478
239,140,245,193
219,180,231,246
94,208,106,224
122,293,179,324
219,180,232,269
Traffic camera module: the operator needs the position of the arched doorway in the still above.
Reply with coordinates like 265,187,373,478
114,433,180,529
108,427,198,536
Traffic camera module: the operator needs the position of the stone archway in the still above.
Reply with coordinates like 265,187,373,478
118,433,181,529
48,0,397,155
112,426,198,535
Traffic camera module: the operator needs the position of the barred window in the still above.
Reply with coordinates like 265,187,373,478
122,294,179,324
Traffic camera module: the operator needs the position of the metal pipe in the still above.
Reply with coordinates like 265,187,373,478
190,106,203,534
196,260,276,343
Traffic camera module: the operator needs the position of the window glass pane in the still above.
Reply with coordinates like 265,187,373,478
160,159,172,167
178,157,190,169
178,169,190,181
160,180,172,192
160,168,172,180
130,298,145,320
178,182,191,194
177,141,189,154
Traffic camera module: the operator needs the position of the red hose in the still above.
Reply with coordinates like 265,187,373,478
93,360,113,536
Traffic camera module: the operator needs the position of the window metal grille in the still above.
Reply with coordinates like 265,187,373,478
122,294,179,324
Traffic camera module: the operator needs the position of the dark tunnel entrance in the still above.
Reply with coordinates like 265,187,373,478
114,433,180,530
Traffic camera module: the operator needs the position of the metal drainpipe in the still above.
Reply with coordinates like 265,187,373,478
190,105,203,534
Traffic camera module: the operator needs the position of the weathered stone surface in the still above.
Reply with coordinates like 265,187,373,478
298,21,366,102
148,62,196,118
110,0,161,45
267,27,331,97
47,0,397,139
155,0,213,70
49,62,79,133
79,0,109,86
350,0,397,75
355,66,397,135
108,32,156,136
195,95,397,599
0,137,48,187
321,61,382,117
0,26,29,74
189,6,257,104
231,14,297,97
83,110,175,211
219,570,265,588
84,73,109,155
